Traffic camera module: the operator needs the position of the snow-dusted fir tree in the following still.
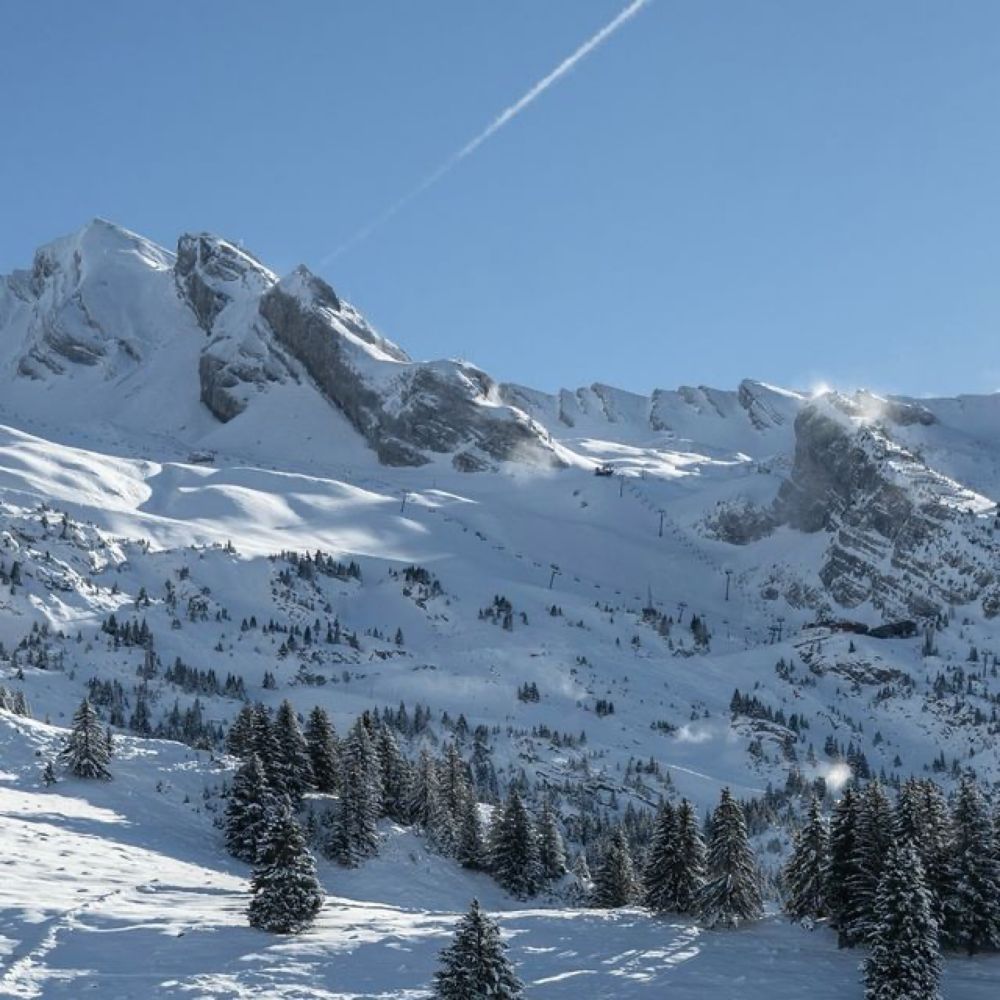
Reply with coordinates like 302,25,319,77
375,724,412,823
784,794,830,921
592,827,638,909
304,705,339,794
456,786,486,870
846,781,895,945
129,686,152,736
536,797,567,883
329,717,381,866
863,842,941,1000
918,780,956,933
699,787,762,928
438,743,471,826
827,785,860,946
895,778,954,934
226,703,257,758
273,700,315,806
425,763,458,856
251,704,284,786
60,698,111,780
432,899,523,1000
669,799,707,915
893,777,926,846
488,788,541,898
947,776,1000,954
247,801,324,934
643,801,678,913
225,753,275,863
407,749,438,827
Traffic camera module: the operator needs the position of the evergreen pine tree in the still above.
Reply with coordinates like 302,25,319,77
129,686,152,736
376,724,412,823
425,761,458,856
699,788,762,928
643,801,678,913
592,827,638,908
60,698,111,780
273,700,315,806
432,899,523,1000
456,785,486,870
439,743,471,825
846,781,895,945
247,801,324,934
226,703,257,758
251,704,283,786
471,733,500,803
896,778,954,937
329,717,381,866
225,753,276,863
827,786,861,946
784,794,830,921
669,798,707,915
946,776,1000,954
863,842,941,1000
893,778,926,846
304,705,340,794
488,789,541,898
407,749,437,826
536,797,567,883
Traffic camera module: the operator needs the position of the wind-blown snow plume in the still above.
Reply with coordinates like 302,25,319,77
322,0,651,263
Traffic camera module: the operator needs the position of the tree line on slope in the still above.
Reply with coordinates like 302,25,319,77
783,777,1000,1000
39,691,1000,999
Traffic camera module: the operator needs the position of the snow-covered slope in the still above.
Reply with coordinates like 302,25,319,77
1,713,995,999
1,221,999,997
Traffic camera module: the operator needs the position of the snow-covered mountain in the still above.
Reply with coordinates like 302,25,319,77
1,221,998,997
0,220,562,472
4,221,998,622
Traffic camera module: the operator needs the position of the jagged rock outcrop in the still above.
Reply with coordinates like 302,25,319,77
259,268,561,469
174,233,297,422
703,498,777,545
774,395,998,617
175,234,269,333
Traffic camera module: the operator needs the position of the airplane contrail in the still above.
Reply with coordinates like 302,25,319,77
321,0,652,265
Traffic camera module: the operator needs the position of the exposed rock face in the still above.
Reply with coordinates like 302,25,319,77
775,404,877,533
703,498,777,545
774,396,998,617
259,269,561,470
175,235,248,332
174,233,296,422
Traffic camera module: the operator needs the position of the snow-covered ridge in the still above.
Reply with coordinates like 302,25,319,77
3,219,997,485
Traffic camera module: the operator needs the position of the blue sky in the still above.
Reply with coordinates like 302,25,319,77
2,1,998,396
